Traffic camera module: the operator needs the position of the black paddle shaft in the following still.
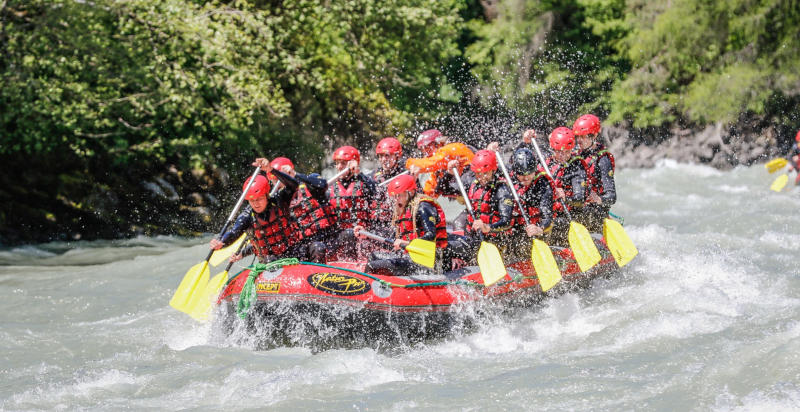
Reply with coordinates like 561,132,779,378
494,151,531,227
452,168,485,241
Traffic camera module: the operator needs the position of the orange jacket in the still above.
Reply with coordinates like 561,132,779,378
406,143,475,197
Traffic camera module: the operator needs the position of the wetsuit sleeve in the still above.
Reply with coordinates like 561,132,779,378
536,177,554,229
295,172,328,199
271,169,299,208
490,184,514,232
219,209,253,245
567,161,587,208
596,156,617,205
414,202,440,242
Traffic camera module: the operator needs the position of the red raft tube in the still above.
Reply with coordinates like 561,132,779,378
214,239,619,350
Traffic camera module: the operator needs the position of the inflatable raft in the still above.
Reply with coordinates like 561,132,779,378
215,237,619,350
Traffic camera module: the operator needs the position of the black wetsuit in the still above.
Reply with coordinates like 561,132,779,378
508,173,554,260
439,172,515,262
578,145,617,232
544,155,588,247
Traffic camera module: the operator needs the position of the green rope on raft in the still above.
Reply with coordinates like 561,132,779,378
235,258,299,319
609,212,625,225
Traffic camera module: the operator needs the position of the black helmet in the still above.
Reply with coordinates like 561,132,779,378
511,148,537,175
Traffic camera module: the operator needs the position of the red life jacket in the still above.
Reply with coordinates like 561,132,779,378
543,156,587,212
249,206,297,258
466,178,508,238
289,183,337,238
582,144,616,196
329,177,373,229
394,195,448,248
513,172,549,227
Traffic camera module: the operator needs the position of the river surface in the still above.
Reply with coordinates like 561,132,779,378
2,161,799,411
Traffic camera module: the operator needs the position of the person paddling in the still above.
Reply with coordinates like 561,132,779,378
209,168,300,263
355,174,450,275
328,145,379,259
254,157,338,263
507,148,555,260
442,150,515,262
540,127,590,247
573,114,617,232
370,137,416,229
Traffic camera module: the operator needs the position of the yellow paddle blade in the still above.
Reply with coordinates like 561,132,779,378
406,238,436,268
531,238,562,292
169,260,210,313
568,221,601,272
765,158,787,173
603,218,638,268
209,233,246,267
477,241,507,286
187,270,229,322
770,174,788,192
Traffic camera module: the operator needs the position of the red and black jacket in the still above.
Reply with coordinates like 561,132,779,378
289,173,338,239
579,143,617,206
540,155,588,212
394,195,448,248
328,173,378,230
464,174,514,238
511,171,554,232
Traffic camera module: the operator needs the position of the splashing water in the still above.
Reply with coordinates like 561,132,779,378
1,163,799,410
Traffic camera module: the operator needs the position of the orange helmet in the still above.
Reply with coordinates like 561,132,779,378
386,174,417,195
333,145,360,162
376,137,402,155
243,175,270,200
573,114,601,136
470,150,497,173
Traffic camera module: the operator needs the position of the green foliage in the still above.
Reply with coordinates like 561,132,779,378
464,0,630,127
608,0,800,127
0,0,464,169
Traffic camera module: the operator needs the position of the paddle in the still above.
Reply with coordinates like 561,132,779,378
377,170,411,187
765,158,787,173
359,230,436,268
209,233,246,267
169,166,261,315
530,140,601,273
493,151,562,292
602,218,637,267
771,173,789,192
188,236,249,321
451,168,508,286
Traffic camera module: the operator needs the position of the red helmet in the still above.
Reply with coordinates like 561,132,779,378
573,114,601,136
549,127,576,151
376,137,402,155
470,149,497,173
416,129,443,150
796,130,800,142
268,157,294,180
386,174,417,195
333,145,360,162
243,175,270,200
